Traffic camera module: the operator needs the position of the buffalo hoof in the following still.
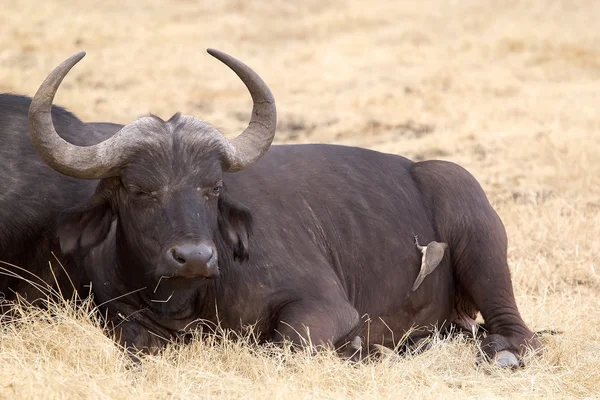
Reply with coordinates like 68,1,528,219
412,337,432,354
373,343,394,356
339,336,363,362
494,350,520,369
373,344,401,361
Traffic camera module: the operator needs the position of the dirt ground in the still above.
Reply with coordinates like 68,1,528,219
0,0,599,398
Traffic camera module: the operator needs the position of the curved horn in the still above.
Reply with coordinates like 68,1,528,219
28,52,132,179
207,49,277,172
29,50,277,178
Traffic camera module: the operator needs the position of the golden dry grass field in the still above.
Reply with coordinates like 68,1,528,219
1,0,599,398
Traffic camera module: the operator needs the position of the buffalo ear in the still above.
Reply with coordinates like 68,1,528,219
218,192,253,262
57,195,114,254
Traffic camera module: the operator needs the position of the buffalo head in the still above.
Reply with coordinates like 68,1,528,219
28,49,275,283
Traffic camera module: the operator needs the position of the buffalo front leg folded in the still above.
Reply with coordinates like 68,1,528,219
107,318,170,362
272,298,363,361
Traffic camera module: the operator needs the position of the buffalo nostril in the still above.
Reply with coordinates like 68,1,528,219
171,248,186,265
169,243,214,267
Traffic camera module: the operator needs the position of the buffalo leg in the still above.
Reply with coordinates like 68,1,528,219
272,298,362,360
452,218,540,368
413,161,540,367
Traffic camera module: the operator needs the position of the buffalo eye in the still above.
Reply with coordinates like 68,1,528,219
126,185,155,201
211,185,222,196
205,181,223,197
197,182,223,200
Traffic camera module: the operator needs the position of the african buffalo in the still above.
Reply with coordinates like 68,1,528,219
1,49,539,368
0,93,122,311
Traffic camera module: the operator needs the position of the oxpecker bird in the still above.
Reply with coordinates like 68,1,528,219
412,235,448,291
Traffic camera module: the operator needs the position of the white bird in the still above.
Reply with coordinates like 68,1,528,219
412,235,448,291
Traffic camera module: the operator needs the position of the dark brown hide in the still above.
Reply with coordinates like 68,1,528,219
76,142,538,366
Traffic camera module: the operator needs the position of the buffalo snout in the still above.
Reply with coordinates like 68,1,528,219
167,243,219,278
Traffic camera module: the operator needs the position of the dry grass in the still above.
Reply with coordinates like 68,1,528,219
0,0,599,398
